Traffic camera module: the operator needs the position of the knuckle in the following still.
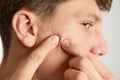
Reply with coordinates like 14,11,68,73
64,69,88,80
69,57,90,69
75,71,86,80
64,69,72,80
77,57,89,68
28,53,42,63
64,69,70,77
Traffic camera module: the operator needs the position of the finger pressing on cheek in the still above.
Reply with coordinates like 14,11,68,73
64,68,89,80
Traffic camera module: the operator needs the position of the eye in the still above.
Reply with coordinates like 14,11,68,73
82,22,91,29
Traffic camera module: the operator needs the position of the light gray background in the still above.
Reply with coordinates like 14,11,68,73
99,0,120,80
0,0,120,79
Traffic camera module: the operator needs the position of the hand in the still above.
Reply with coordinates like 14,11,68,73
8,35,59,80
61,40,115,80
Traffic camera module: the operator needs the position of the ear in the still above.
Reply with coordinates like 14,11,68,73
12,10,38,47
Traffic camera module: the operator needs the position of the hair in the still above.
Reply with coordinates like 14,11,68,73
0,0,112,59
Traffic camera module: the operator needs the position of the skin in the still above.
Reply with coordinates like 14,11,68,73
0,0,115,80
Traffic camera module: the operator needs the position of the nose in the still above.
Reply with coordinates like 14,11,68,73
90,33,108,57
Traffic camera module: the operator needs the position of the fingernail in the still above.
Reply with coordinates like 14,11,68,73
62,40,71,48
51,35,59,45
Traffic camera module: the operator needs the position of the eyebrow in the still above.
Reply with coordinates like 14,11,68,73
75,12,102,22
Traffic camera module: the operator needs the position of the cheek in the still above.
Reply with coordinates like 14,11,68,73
44,16,92,50
51,22,91,50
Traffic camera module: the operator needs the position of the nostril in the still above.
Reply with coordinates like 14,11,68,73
89,48,106,57
99,53,104,56
95,53,104,57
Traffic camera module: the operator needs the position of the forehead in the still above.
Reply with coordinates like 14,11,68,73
55,0,102,20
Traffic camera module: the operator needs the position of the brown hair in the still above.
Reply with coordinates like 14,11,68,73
0,0,112,58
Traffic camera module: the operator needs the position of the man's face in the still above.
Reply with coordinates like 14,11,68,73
35,0,107,79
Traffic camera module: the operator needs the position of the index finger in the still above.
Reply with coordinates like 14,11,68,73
88,54,115,79
11,35,59,80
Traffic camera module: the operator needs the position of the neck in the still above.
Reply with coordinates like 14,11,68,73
0,35,30,79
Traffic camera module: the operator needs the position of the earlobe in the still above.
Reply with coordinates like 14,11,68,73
12,10,38,47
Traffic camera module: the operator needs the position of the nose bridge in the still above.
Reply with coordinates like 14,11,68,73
98,32,107,51
90,30,108,56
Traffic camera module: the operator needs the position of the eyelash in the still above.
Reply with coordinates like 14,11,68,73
82,22,93,29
